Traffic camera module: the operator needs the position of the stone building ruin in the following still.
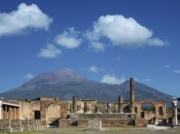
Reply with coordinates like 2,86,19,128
0,78,179,132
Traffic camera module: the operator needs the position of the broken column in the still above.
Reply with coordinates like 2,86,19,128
130,78,135,113
72,96,77,113
118,96,123,113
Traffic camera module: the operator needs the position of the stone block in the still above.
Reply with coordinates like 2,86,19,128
59,119,71,127
77,119,88,127
135,119,147,127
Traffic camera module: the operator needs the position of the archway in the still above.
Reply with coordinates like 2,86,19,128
141,102,155,123
134,100,166,122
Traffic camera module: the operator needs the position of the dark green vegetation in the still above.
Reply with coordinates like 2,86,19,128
0,69,172,105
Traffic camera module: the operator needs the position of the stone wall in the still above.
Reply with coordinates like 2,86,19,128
88,120,102,130
59,119,71,127
0,119,43,132
135,119,147,127
77,120,88,127
71,113,135,120
102,119,128,127
59,113,136,128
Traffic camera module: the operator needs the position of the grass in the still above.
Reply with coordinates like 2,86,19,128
0,127,180,134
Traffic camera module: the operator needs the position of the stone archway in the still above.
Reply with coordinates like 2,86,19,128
134,100,166,121
140,102,155,123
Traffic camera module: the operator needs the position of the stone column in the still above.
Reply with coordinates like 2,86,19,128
107,103,111,113
5,106,8,119
16,108,20,119
0,98,2,119
13,108,16,119
172,97,178,125
72,96,77,113
118,96,123,113
9,107,12,119
130,78,135,113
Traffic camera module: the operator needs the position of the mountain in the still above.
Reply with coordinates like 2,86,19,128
0,69,173,105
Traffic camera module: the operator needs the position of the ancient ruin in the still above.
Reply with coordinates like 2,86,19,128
0,78,179,132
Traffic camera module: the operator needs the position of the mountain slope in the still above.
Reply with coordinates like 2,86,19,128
0,69,172,105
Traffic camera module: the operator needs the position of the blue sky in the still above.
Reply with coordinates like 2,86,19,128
0,0,180,97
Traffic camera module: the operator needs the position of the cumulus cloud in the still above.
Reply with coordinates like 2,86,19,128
90,42,105,52
0,3,52,36
174,70,180,74
86,15,167,48
55,27,82,49
24,73,34,79
38,44,62,58
101,74,126,85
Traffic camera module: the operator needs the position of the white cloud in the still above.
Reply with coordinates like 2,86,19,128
86,14,167,48
55,27,82,49
24,73,34,79
174,70,180,74
0,3,52,36
82,66,105,73
147,38,168,46
145,78,152,83
89,66,99,73
38,44,62,58
90,42,105,52
101,74,126,85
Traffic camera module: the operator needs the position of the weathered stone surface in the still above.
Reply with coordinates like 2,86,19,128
59,119,71,127
135,119,147,127
71,113,135,120
0,119,42,132
88,120,102,130
77,120,88,127
102,119,128,127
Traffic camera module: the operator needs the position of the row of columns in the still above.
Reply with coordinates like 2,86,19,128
72,78,135,114
72,96,129,114
2,106,20,119
0,99,20,119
